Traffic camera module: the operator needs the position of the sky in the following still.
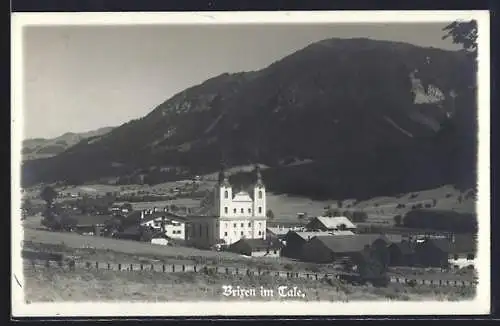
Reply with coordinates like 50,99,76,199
22,22,461,140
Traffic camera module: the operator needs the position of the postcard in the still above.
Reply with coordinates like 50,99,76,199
11,10,490,317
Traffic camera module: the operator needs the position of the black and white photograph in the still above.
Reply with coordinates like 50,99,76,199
11,11,490,317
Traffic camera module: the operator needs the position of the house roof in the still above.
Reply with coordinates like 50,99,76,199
231,238,282,251
451,234,477,254
422,238,453,253
312,234,387,253
267,227,292,236
70,214,113,226
389,241,415,255
294,231,338,240
313,216,357,229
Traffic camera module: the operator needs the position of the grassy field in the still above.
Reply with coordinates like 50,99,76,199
22,264,476,303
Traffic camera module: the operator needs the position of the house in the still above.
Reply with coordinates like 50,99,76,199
151,232,170,246
227,238,282,257
305,216,357,232
388,241,416,266
300,234,392,264
281,230,356,259
266,226,291,240
139,211,186,240
414,238,451,268
113,225,152,242
71,214,113,236
448,234,477,269
185,165,268,249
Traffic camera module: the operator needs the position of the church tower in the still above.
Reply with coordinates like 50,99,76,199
252,165,266,218
217,167,232,217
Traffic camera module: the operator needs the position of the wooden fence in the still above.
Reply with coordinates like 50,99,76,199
25,258,477,288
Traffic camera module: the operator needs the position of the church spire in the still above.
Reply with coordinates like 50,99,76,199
254,164,264,188
218,163,231,187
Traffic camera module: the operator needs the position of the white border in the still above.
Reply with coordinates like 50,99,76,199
11,11,491,317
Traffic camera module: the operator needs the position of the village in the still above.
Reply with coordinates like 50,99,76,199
21,164,477,286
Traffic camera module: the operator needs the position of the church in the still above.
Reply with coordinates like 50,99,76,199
185,165,268,249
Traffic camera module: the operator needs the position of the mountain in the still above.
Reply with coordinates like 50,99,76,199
21,38,477,200
22,127,115,161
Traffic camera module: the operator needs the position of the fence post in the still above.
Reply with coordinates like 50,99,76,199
151,264,154,271
108,263,110,270
315,274,318,280
130,264,133,271
141,264,144,271
95,262,99,269
118,263,121,271
194,265,197,273
182,265,186,272
162,264,165,272
172,265,175,272
225,267,229,274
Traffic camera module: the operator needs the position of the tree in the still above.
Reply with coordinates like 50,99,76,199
40,186,58,208
442,20,478,58
393,215,402,226
266,209,275,220
351,211,368,223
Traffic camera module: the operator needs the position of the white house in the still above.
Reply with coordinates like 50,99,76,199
139,211,186,240
186,165,267,248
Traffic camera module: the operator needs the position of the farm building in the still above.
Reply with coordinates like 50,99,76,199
448,234,477,269
388,241,416,266
227,238,282,257
266,226,292,240
150,232,170,246
71,214,113,235
281,230,356,259
113,225,153,242
139,211,186,240
299,234,393,264
414,238,451,268
305,216,356,232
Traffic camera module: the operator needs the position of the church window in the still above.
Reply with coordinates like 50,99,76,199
241,223,244,227
233,208,237,214
248,222,251,227
224,190,228,199
224,207,228,214
240,208,244,214
233,223,237,228
248,208,252,214
258,231,262,235
224,232,228,236
241,231,244,236
258,191,262,199
258,207,262,214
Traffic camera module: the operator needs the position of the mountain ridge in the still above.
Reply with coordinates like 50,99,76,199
21,37,477,200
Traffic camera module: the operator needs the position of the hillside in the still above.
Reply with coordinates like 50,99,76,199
22,127,115,161
21,38,477,200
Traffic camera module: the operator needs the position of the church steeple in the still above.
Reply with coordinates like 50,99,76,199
254,164,264,188
218,164,231,188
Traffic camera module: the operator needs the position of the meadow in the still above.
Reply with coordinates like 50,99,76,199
23,264,476,303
